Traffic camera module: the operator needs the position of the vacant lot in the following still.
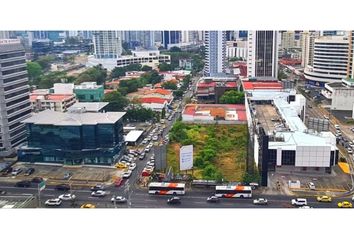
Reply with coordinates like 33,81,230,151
167,123,248,181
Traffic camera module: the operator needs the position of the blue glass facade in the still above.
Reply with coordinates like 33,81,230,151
18,120,125,165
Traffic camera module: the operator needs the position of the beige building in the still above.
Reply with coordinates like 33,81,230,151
301,31,320,68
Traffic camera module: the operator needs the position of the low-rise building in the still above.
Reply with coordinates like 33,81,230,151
67,102,109,113
116,50,170,68
18,109,126,165
245,88,338,186
30,90,76,112
74,82,104,102
196,77,238,103
321,78,354,111
182,104,247,123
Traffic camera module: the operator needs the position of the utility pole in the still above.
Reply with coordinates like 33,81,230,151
37,184,41,208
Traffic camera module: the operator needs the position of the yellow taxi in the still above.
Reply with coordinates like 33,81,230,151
80,203,96,208
115,162,127,169
337,201,352,208
316,195,332,202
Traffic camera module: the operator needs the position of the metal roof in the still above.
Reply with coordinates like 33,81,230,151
22,109,125,126
124,130,144,142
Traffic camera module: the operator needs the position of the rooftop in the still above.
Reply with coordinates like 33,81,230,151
124,130,144,142
139,97,169,104
67,102,109,112
75,82,102,90
30,93,75,102
242,81,283,91
183,104,247,121
22,109,125,126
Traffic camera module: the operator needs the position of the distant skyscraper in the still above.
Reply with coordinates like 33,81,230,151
301,31,319,68
281,31,297,49
139,31,155,49
161,31,181,49
92,31,122,59
0,39,31,156
0,31,10,39
204,31,226,76
247,31,279,78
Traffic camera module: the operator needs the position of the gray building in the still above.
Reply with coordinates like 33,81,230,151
92,31,122,59
204,31,227,77
0,39,31,157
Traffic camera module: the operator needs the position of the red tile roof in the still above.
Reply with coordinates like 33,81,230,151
197,82,216,88
242,81,283,90
150,88,172,95
30,94,74,101
139,97,169,104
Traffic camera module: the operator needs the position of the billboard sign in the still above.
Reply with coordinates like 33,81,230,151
179,145,193,171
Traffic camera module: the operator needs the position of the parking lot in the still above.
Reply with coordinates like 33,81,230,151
0,162,123,187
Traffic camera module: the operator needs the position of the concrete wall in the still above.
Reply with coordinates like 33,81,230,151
331,88,354,110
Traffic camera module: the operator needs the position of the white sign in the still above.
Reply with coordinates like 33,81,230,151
0,39,20,45
179,145,193,171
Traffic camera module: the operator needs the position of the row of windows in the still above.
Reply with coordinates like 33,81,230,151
148,187,185,191
1,67,27,76
8,109,31,123
7,102,31,115
4,81,28,92
0,52,24,59
10,126,26,138
5,88,29,100
10,134,27,147
0,59,25,68
215,190,252,194
2,73,28,84
9,121,24,130
6,96,29,107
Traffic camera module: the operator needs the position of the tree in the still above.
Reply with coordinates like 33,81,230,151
170,46,182,52
27,62,42,82
159,63,173,72
37,71,67,89
173,90,184,98
111,67,127,79
141,70,163,85
161,81,177,90
125,105,155,122
219,90,245,104
119,79,144,93
278,70,288,80
75,65,107,85
125,64,142,72
161,108,166,119
141,65,153,71
36,55,55,70
103,91,129,111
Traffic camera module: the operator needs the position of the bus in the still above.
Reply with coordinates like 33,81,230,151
215,185,252,198
148,182,185,195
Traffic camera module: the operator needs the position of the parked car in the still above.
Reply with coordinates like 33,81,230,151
15,180,31,188
2,167,13,175
11,168,22,176
307,182,316,190
253,198,268,205
115,162,128,169
91,190,107,197
122,170,132,178
335,124,340,130
291,198,307,206
323,115,329,120
80,203,96,208
111,196,127,203
90,184,105,191
147,161,155,167
24,168,35,176
0,190,7,195
206,196,219,203
317,195,332,202
129,163,137,171
63,172,72,180
167,197,181,204
139,154,145,160
31,177,44,183
55,184,71,191
58,194,76,201
337,201,352,208
45,198,62,207
348,148,353,154
152,136,158,141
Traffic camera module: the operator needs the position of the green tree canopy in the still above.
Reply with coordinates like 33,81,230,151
35,55,55,70
141,65,153,71
125,105,155,122
219,90,245,104
75,65,107,85
159,63,174,71
27,61,43,82
103,91,129,111
161,81,177,90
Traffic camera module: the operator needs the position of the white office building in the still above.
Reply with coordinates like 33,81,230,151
0,39,31,156
204,31,226,76
304,35,349,86
92,31,122,59
247,31,279,79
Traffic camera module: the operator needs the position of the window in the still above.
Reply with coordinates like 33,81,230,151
281,150,296,165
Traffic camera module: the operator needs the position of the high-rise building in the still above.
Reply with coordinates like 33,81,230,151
78,31,93,40
161,31,181,49
347,31,354,78
301,31,319,68
281,31,297,49
204,31,227,76
247,31,279,79
32,31,49,40
304,35,349,86
0,31,10,39
139,31,155,50
92,31,122,59
0,39,31,156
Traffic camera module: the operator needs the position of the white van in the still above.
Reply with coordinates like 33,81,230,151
291,198,307,206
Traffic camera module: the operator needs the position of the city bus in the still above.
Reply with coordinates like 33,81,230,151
215,185,252,198
148,182,185,195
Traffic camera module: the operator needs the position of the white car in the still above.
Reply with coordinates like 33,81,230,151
291,198,307,206
307,182,316,190
148,143,153,148
352,195,354,201
253,198,268,205
111,196,127,203
144,166,154,171
147,161,155,167
145,148,150,153
91,190,107,197
58,193,76,201
150,155,155,161
122,170,132,178
45,198,62,206
152,136,158,141
348,149,353,154
335,124,340,130
129,163,137,171
11,168,22,176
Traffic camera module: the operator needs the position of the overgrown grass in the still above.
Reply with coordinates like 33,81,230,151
167,123,248,181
